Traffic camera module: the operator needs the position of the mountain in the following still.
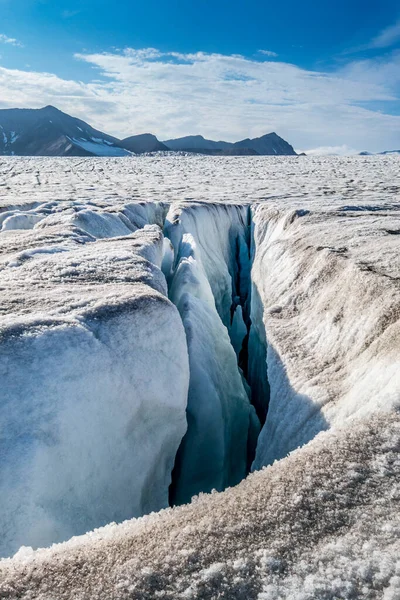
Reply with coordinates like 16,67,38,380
171,147,259,156
164,132,296,155
379,150,400,155
163,135,232,152
0,106,129,157
119,133,168,153
0,105,297,157
232,132,296,155
359,150,400,156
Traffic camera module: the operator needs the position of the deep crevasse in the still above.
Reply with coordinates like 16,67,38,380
163,203,260,505
1,196,399,560
165,200,400,487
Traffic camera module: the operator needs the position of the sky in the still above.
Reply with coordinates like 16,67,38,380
0,0,399,153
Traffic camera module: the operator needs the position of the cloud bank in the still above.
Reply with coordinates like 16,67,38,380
0,47,399,152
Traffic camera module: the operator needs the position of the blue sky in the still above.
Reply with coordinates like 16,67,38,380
0,0,399,152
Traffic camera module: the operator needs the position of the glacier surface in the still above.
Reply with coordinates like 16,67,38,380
0,154,399,598
0,201,189,557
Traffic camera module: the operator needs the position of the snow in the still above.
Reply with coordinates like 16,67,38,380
69,138,131,157
0,154,399,596
1,211,44,231
0,411,398,598
0,201,189,558
251,203,400,468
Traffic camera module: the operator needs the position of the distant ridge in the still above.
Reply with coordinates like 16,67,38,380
0,105,297,157
359,150,400,156
119,133,169,153
163,132,297,156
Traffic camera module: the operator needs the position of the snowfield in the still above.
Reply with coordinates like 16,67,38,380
0,154,399,598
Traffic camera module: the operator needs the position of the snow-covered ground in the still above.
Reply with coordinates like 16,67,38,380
0,154,399,208
0,154,399,597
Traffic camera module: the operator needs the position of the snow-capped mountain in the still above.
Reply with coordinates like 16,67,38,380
0,105,297,156
0,106,129,157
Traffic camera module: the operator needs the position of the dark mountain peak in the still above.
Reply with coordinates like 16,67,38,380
123,133,159,142
0,105,128,157
41,105,60,113
164,131,296,156
233,132,296,156
163,134,232,152
120,133,168,154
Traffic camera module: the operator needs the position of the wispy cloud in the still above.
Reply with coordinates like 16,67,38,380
0,33,23,47
369,19,400,49
345,17,400,54
0,47,399,152
258,49,278,57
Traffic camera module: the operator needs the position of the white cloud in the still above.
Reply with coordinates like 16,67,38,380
369,19,400,49
298,145,359,156
0,33,23,47
258,49,278,57
0,47,399,152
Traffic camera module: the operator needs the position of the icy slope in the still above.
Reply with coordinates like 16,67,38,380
252,204,400,468
1,411,398,599
0,204,189,558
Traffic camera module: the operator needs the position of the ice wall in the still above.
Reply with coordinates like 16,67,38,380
252,204,400,468
0,205,189,558
165,202,251,328
164,203,259,505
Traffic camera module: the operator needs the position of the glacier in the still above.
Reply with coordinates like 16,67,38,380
164,203,259,504
0,203,189,557
0,154,399,598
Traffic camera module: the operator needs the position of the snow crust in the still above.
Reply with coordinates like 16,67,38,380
0,411,398,599
0,200,189,558
1,154,399,209
0,154,399,596
251,204,400,467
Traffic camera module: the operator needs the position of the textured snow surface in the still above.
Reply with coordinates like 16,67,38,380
0,412,399,599
251,202,400,467
0,154,399,596
0,199,189,557
1,154,399,208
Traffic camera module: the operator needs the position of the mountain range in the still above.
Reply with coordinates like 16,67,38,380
0,106,297,157
359,150,400,156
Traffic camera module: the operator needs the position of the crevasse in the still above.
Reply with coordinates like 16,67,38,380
1,196,399,559
162,202,268,505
